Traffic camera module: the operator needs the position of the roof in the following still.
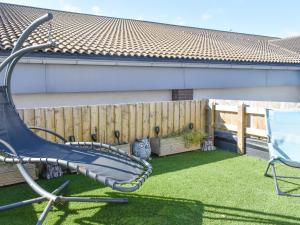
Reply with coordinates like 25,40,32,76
270,36,300,54
0,3,300,65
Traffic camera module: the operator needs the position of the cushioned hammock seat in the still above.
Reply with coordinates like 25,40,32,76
0,13,152,225
264,109,300,197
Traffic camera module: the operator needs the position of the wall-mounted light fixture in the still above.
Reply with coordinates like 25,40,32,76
154,126,160,137
68,135,75,142
114,130,121,145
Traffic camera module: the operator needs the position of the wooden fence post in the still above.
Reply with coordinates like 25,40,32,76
200,99,207,133
237,103,246,154
209,102,215,143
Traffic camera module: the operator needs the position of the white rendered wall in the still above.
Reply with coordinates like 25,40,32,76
1,62,299,94
1,59,299,107
194,86,300,102
14,86,300,108
13,90,172,108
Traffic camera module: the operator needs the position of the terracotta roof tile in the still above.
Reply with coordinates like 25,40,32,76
0,3,300,64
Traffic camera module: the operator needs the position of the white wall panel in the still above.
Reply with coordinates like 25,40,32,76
7,63,300,94
45,64,185,92
5,61,300,105
194,86,300,102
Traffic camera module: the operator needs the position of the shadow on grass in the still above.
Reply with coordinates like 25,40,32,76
202,203,300,225
2,150,299,224
0,150,237,224
1,177,300,225
0,182,39,224
266,163,300,194
52,193,203,225
53,194,300,225
277,178,300,194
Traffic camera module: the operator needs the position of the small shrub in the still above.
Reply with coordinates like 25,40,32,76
161,127,207,148
183,130,207,147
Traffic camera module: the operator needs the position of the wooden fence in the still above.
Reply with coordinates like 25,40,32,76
18,100,206,144
18,98,300,154
207,100,300,154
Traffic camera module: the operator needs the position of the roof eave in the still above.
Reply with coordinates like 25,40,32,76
0,51,300,70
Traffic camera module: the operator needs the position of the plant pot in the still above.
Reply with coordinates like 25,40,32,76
0,163,37,187
150,136,200,156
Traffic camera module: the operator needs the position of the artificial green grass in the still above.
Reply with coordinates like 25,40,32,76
1,150,300,225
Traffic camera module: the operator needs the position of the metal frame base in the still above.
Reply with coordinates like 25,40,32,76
0,180,128,225
264,162,300,197
0,180,70,212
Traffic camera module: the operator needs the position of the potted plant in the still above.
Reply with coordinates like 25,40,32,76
150,124,206,156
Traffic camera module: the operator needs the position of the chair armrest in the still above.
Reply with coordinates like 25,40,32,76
29,126,67,143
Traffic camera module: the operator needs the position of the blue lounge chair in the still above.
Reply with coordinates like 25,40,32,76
264,109,300,197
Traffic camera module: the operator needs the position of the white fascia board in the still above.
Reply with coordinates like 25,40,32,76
207,63,233,69
1,56,300,71
116,60,150,67
42,58,77,65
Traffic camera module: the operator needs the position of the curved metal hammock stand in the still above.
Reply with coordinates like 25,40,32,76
0,13,152,225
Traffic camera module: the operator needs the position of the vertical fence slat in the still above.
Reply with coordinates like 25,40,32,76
121,104,129,143
167,101,174,134
200,100,207,133
45,108,55,142
155,102,162,137
98,105,107,143
114,105,122,143
142,103,150,138
195,100,201,130
135,103,143,139
82,106,91,141
149,102,156,138
24,109,35,127
129,104,136,143
54,107,64,142
24,109,35,137
185,101,191,128
73,107,82,142
106,105,115,144
190,101,196,129
90,105,99,141
64,107,73,141
34,108,46,138
179,101,185,131
161,102,168,137
209,102,215,141
173,101,179,133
